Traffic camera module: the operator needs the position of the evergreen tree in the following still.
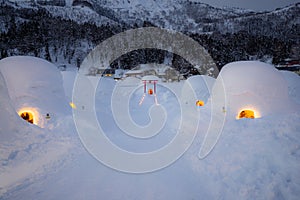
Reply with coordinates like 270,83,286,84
45,44,51,62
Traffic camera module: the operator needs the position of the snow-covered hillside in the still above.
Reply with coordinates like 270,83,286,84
1,0,299,69
0,57,300,199
3,0,299,33
44,5,117,27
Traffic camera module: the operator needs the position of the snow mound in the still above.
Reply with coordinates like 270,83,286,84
141,75,159,81
186,75,215,104
213,61,296,119
0,56,70,128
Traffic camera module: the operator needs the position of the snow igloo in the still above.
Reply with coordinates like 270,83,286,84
0,56,69,128
212,61,293,119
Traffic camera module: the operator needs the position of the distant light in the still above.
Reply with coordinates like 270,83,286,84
196,100,204,106
69,102,77,109
148,88,153,95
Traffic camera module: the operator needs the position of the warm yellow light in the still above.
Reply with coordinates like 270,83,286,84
69,102,77,109
18,107,39,125
196,100,204,106
236,108,261,119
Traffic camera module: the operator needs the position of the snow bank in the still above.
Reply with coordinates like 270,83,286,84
281,70,300,104
0,56,70,128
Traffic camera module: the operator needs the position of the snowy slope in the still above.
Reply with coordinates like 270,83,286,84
44,5,118,26
5,0,299,34
3,0,118,27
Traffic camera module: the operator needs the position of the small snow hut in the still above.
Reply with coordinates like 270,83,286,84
212,61,293,119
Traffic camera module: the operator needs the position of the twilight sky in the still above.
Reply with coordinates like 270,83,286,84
196,0,299,11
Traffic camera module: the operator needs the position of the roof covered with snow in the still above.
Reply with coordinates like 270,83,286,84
142,75,159,81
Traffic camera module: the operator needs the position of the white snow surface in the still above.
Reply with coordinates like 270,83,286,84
186,75,215,103
281,70,300,104
0,57,300,199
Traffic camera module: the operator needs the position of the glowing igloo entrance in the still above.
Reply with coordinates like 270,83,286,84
237,109,255,119
196,100,204,107
18,107,39,125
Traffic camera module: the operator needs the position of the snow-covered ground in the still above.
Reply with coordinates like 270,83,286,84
0,57,300,199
